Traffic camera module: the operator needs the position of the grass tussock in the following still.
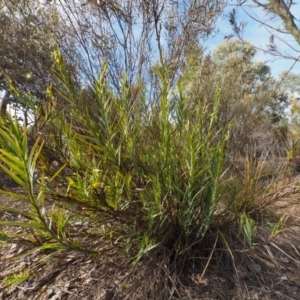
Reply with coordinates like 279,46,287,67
0,48,294,299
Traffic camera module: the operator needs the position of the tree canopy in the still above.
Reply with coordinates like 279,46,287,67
179,39,289,157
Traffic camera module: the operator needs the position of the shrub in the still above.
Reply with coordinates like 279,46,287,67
0,48,286,298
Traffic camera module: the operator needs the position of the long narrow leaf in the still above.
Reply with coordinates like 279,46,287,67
27,138,44,186
0,206,31,219
0,190,28,201
0,164,26,188
0,221,44,229
0,149,24,168
0,155,27,182
0,128,23,158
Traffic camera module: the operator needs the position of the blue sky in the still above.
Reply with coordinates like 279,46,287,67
204,2,300,78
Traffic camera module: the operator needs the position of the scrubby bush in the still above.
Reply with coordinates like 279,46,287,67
0,48,287,298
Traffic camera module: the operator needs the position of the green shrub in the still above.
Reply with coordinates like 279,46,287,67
0,47,286,297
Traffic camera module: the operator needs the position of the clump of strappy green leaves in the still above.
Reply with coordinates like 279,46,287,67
0,47,285,290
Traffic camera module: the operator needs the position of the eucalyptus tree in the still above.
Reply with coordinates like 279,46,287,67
226,0,300,159
180,39,289,158
230,0,300,62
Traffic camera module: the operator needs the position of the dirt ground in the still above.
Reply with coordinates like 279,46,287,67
1,172,300,300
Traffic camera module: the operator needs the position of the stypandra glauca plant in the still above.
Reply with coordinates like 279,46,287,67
0,47,287,297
